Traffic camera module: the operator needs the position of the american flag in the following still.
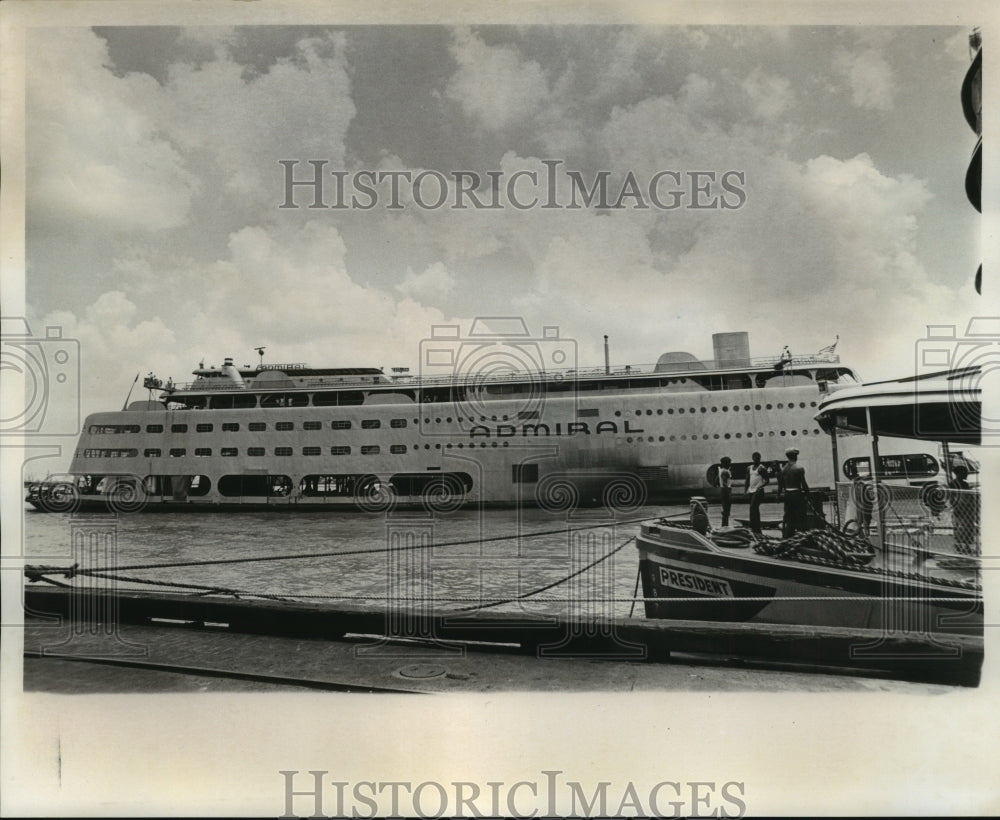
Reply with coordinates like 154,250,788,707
818,335,839,355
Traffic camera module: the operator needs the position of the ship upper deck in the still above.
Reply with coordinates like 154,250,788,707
158,352,846,396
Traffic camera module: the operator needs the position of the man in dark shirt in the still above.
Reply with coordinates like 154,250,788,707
781,447,809,538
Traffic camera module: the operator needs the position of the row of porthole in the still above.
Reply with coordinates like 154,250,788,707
614,401,818,417
654,428,822,442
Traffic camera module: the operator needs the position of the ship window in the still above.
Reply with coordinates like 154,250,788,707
260,393,309,408
276,422,294,431
194,448,212,456
314,391,364,407
361,419,381,429
249,422,266,432
389,472,473,497
171,424,188,433
82,448,139,458
218,474,291,497
389,444,407,454
275,447,293,456
88,424,141,434
331,446,351,455
303,421,322,430
196,424,213,433
577,408,599,418
146,424,164,433
144,448,161,457
361,445,380,455
512,464,539,483
331,420,352,430
248,447,266,456
302,446,321,456
222,423,240,432
221,448,238,457
233,394,257,409
169,448,186,457
209,395,234,409
390,418,408,428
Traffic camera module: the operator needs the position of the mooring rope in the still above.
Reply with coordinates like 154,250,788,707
448,535,636,613
54,513,668,576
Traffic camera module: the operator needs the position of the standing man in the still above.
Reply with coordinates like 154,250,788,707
744,451,768,534
781,447,809,538
948,465,979,554
719,457,733,527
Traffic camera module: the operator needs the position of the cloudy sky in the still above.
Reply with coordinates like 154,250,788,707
23,23,983,427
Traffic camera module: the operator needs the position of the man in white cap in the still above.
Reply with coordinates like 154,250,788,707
781,447,809,538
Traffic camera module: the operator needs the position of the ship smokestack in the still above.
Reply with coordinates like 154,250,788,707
604,335,610,374
222,357,246,388
712,332,751,368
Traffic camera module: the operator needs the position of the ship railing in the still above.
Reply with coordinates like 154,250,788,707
161,352,840,393
834,480,980,557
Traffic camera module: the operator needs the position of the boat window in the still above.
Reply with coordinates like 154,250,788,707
144,448,161,458
222,423,240,432
209,395,234,409
361,419,381,429
196,424,213,433
146,424,164,433
169,448,186,457
390,418,408,428
171,424,188,433
842,454,940,480
361,445,381,455
247,447,265,457
331,446,351,455
218,474,291,497
220,448,238,457
302,446,322,456
275,447,293,456
389,472,474,496
276,421,294,431
194,448,212,457
298,474,372,497
249,422,266,432
88,424,141,434
260,393,309,408
303,421,322,430
233,394,257,409
81,448,139,458
389,444,407,454
331,420,352,430
313,390,365,407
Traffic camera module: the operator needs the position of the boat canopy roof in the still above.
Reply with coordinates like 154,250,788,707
814,367,981,444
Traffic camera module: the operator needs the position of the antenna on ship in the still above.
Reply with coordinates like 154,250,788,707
254,346,266,369
122,372,139,410
604,335,610,375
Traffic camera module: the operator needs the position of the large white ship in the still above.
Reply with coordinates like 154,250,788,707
26,323,946,513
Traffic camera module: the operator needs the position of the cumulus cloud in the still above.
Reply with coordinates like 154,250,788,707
741,68,792,121
445,27,551,130
27,28,198,232
396,262,456,302
833,46,896,111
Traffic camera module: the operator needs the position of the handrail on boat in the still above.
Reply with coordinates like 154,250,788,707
160,352,842,394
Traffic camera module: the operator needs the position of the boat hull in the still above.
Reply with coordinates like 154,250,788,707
637,525,982,637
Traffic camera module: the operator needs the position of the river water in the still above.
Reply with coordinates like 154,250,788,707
22,502,694,621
